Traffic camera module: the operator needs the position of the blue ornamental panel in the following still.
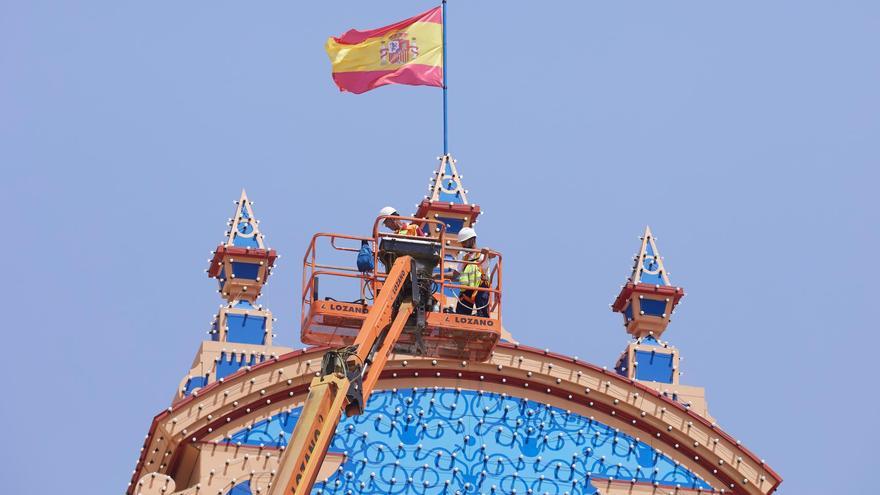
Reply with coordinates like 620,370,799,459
225,480,252,495
183,376,208,396
638,243,666,286
437,217,466,235
623,303,633,322
638,270,665,286
216,352,263,380
231,262,260,280
639,299,666,317
226,313,267,345
614,354,629,377
228,389,711,495
437,162,465,204
634,350,674,383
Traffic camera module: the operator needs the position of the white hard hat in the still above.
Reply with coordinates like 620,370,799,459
379,206,398,217
457,227,477,243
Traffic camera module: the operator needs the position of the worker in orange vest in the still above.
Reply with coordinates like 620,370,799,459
379,206,423,236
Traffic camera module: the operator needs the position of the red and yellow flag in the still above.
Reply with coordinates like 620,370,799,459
325,7,443,94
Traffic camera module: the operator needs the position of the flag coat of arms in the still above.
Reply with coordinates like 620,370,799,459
325,7,443,94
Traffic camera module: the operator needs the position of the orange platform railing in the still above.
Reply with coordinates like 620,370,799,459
300,216,502,360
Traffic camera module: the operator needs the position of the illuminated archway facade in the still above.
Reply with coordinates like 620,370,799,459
127,166,781,495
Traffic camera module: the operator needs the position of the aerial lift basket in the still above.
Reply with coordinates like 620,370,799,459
300,215,503,361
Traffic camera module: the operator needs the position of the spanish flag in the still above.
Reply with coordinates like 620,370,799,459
325,7,443,94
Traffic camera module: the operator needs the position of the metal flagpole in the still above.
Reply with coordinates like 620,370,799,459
442,0,448,156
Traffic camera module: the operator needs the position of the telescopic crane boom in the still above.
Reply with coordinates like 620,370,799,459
270,238,442,495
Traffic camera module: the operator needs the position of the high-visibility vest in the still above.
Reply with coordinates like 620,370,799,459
458,254,484,288
397,223,421,236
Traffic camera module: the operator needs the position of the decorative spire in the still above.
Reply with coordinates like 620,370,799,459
177,191,286,399
415,154,512,342
629,226,671,286
415,155,481,245
224,189,266,249
207,191,277,303
611,227,686,387
611,226,684,340
427,154,469,204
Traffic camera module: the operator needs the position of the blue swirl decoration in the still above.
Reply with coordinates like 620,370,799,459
228,388,711,495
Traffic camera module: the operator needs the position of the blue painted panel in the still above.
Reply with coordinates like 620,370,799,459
184,376,208,396
437,217,465,235
623,302,633,321
639,299,666,317
436,166,464,203
640,335,659,345
226,314,266,345
638,271,666,286
216,352,247,380
615,354,629,377
225,480,252,495
634,350,674,383
233,233,260,248
231,262,260,280
235,300,255,310
227,389,710,494
438,190,463,203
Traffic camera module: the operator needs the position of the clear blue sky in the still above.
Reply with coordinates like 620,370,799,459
2,1,876,493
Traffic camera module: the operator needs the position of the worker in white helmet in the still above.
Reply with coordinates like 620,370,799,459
378,206,423,237
451,227,490,317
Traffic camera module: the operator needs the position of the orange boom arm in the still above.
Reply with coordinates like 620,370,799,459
269,256,415,495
